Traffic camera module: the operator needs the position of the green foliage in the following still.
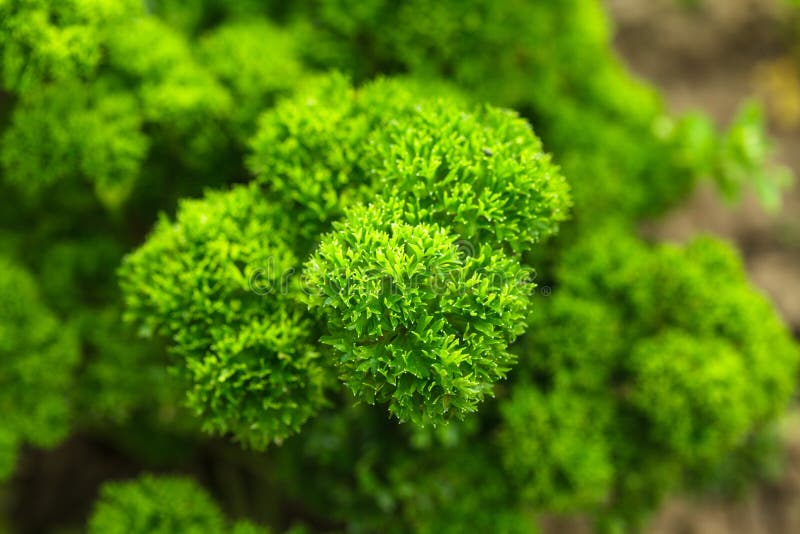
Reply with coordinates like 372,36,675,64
88,474,269,534
708,103,792,209
660,103,792,212
0,255,79,480
123,72,568,433
270,402,534,533
0,1,798,532
2,81,148,209
365,102,569,253
306,203,530,425
248,74,473,243
0,0,257,210
70,307,180,425
103,15,233,178
499,382,614,512
0,428,17,482
233,521,272,534
284,0,783,223
292,76,566,424
629,333,752,463
377,446,535,534
147,0,281,36
199,19,305,140
119,185,329,448
247,73,374,241
515,226,799,526
0,0,139,91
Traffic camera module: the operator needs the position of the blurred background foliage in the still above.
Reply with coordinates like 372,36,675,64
0,0,799,533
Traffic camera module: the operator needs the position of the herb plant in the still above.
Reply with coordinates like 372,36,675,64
0,1,797,533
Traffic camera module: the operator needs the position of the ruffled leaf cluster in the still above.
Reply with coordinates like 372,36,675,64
88,474,269,534
120,185,329,447
507,226,800,525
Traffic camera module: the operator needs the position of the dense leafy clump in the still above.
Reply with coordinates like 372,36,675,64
365,102,569,253
280,0,789,222
370,445,534,534
629,333,753,462
248,74,472,242
0,0,298,210
509,227,799,526
0,1,798,533
306,203,530,425
499,381,614,513
266,401,531,533
247,73,376,241
290,77,567,423
249,74,567,250
121,75,567,434
199,19,305,141
88,474,268,534
0,0,138,91
139,0,788,221
120,185,328,447
0,256,79,481
2,81,149,208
